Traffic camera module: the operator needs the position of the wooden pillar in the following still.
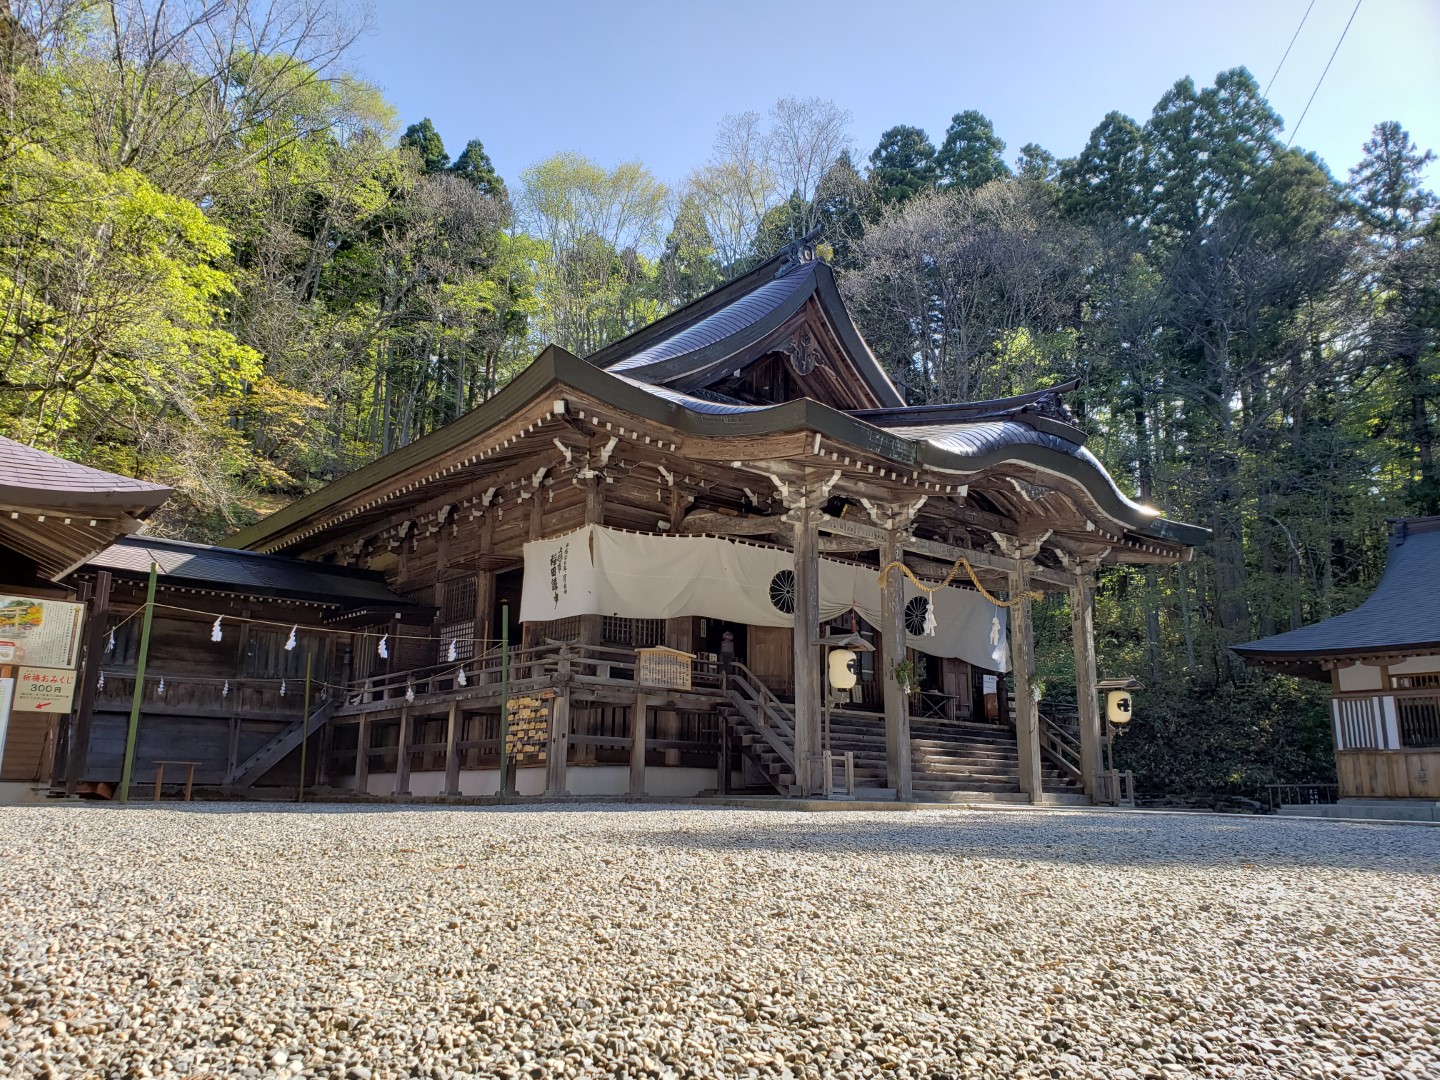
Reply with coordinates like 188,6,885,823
394,709,411,796
791,502,822,797
879,528,913,800
354,715,370,796
581,477,605,646
546,688,571,796
717,718,731,796
629,693,649,796
1008,564,1043,803
1070,575,1102,798
65,570,112,795
316,719,333,788
443,700,461,796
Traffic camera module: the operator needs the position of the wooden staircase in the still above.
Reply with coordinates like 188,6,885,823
223,699,332,790
717,661,1086,801
720,663,798,796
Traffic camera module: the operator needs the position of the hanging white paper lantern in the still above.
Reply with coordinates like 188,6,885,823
828,648,858,690
211,616,223,642
284,624,298,651
378,633,389,659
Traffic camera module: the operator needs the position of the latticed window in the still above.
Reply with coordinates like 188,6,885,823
438,578,478,659
534,617,583,643
601,617,665,647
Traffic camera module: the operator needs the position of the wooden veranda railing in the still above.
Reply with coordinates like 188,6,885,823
337,642,728,710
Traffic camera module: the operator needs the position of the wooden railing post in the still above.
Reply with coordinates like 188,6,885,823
354,715,370,796
546,688,570,796
394,708,411,797
443,699,461,796
630,693,649,796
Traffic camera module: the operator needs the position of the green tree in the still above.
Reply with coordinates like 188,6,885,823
400,117,450,174
657,195,723,308
1015,143,1057,184
935,110,1011,190
450,138,506,197
868,125,937,204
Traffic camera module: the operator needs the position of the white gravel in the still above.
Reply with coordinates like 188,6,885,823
1,804,1437,1080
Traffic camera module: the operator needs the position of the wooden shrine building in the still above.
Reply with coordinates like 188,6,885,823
0,437,169,795
1235,516,1440,816
211,239,1206,804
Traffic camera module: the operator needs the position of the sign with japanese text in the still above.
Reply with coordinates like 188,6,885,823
14,666,79,712
0,596,86,669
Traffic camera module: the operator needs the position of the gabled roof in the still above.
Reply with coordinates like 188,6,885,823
587,244,906,410
0,435,172,583
84,535,419,610
230,346,1208,553
1234,517,1440,678
0,436,171,509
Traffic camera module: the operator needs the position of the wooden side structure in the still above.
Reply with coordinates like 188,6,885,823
226,241,1204,804
0,437,169,795
1236,516,1440,807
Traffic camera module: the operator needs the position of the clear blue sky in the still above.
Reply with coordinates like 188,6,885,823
352,0,1440,190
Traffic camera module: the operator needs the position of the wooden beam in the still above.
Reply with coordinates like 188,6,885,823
546,688,570,796
817,515,1078,589
394,708,412,796
1070,576,1102,800
354,713,370,795
879,526,912,800
443,699,461,796
629,693,649,796
1008,565,1042,802
791,494,822,797
65,569,111,796
678,511,783,537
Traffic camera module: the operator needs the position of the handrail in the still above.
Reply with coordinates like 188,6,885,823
728,662,797,739
722,662,797,770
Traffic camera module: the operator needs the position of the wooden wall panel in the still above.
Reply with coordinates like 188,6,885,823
0,713,55,781
747,626,793,697
1336,750,1440,799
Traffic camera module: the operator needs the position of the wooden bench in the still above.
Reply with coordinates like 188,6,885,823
152,760,203,801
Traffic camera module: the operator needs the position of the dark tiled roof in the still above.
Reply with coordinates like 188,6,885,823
608,264,818,378
86,535,418,609
1234,517,1440,666
0,435,170,510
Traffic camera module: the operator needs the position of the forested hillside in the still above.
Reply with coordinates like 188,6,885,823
3,1,1436,795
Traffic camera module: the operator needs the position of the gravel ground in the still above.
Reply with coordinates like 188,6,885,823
1,804,1437,1080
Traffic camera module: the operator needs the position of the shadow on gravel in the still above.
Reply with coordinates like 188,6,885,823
634,816,1440,874
42,800,1439,874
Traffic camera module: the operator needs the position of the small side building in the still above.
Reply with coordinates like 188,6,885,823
1234,516,1440,820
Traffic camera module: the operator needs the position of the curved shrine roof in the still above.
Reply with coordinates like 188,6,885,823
1234,517,1440,675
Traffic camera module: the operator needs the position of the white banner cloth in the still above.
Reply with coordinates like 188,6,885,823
521,525,1008,671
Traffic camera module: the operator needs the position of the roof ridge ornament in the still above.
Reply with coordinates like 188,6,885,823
774,226,823,278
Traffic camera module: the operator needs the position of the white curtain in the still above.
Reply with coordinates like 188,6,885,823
521,525,1009,670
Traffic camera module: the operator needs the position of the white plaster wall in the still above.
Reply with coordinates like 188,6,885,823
340,764,716,798
1337,664,1383,691
1389,655,1440,675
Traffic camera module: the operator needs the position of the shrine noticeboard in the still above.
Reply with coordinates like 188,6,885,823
0,596,86,669
13,667,79,713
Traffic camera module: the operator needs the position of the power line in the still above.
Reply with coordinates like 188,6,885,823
1287,0,1364,148
1264,0,1318,98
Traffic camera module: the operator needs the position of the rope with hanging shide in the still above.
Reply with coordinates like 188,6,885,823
877,557,1042,608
